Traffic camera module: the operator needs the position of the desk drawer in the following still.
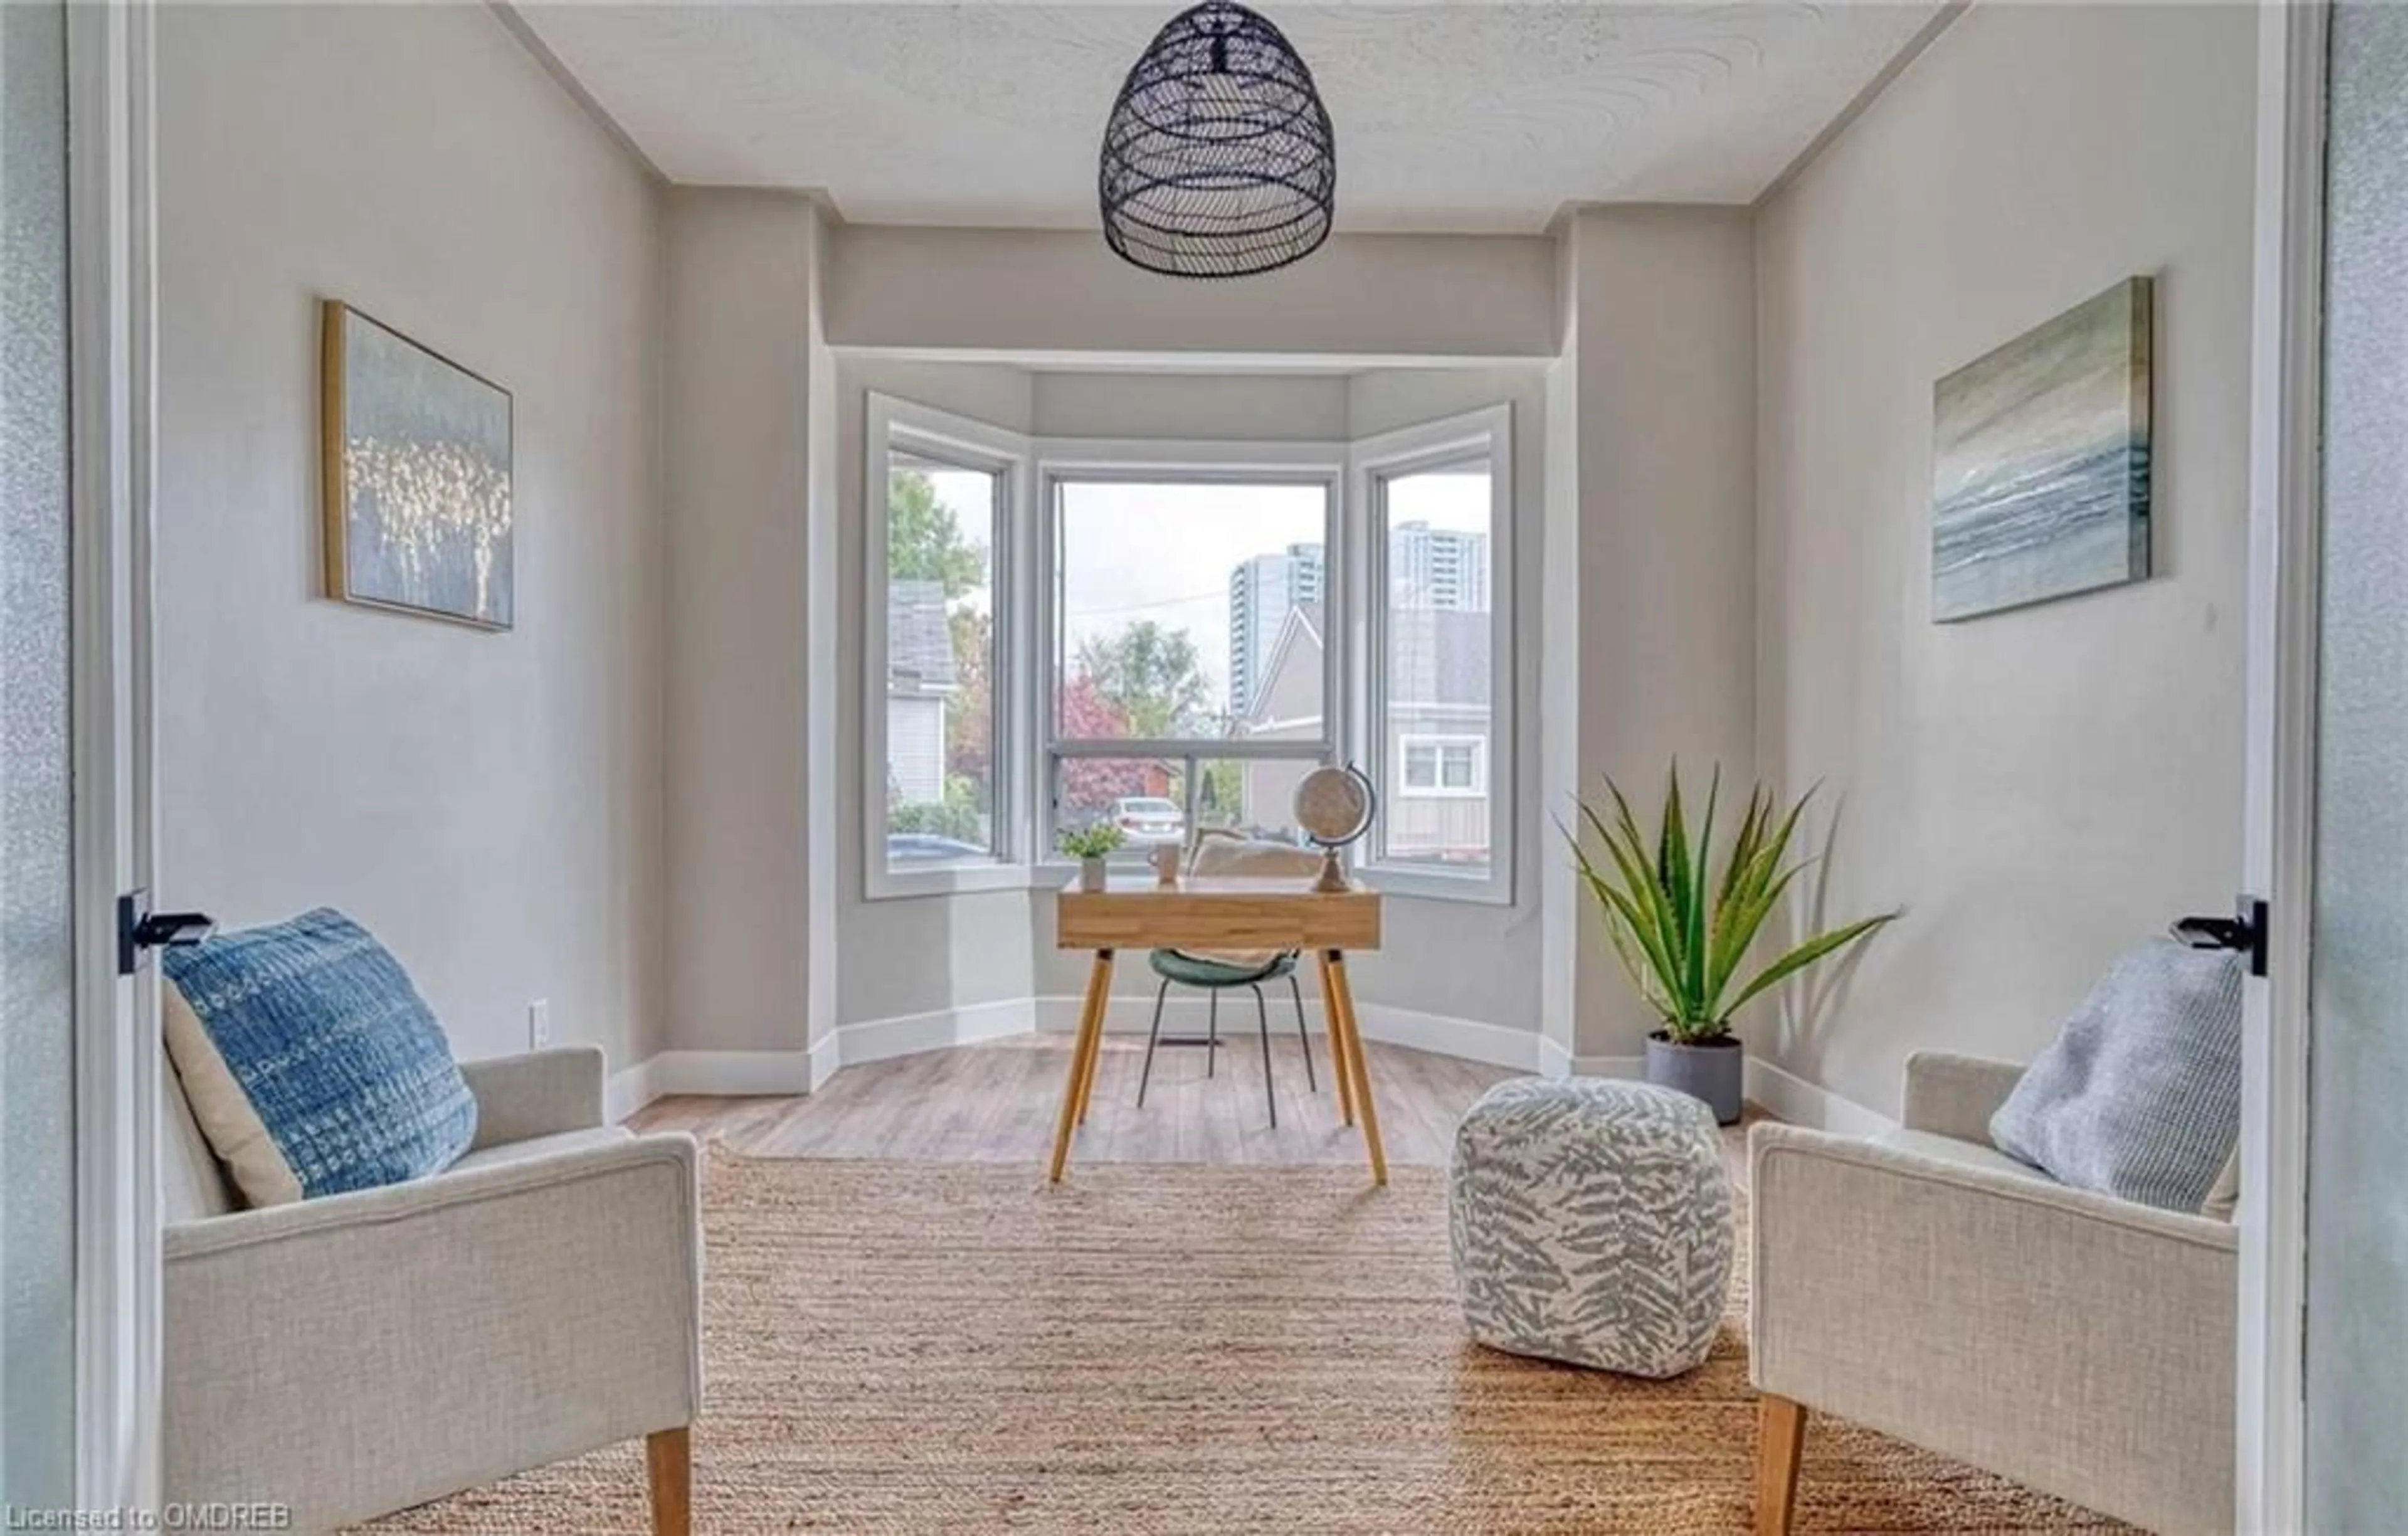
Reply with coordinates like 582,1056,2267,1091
1056,889,1380,953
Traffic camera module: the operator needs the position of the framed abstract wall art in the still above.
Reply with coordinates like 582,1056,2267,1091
1931,276,2153,622
320,300,514,630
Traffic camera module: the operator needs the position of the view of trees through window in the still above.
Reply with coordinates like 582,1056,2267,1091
1052,480,1329,855
883,454,998,868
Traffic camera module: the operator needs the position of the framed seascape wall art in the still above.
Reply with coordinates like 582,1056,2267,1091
1930,276,2153,623
320,300,514,630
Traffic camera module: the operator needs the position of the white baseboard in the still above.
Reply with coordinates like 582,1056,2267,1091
1537,1035,1574,1081
648,1049,816,1100
610,1002,1033,1118
1743,1055,1896,1136
605,1057,656,1123
807,1030,841,1093
835,997,1035,1068
1032,992,1551,1074
610,1001,1668,1120
1032,990,1324,1035
1351,1002,1551,1073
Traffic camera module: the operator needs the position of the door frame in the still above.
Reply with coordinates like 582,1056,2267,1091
65,0,161,1510
2237,1,2325,1529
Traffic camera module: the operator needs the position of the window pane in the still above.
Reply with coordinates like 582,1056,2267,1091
1054,480,1328,744
1196,756,1323,845
1378,459,1493,870
1053,756,1186,863
885,451,999,869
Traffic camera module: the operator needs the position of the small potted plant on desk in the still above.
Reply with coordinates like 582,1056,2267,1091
1061,822,1127,893
1568,765,1897,1125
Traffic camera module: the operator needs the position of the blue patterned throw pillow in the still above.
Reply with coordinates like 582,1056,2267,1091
162,909,477,1206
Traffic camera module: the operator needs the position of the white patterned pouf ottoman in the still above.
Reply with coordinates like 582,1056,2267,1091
1447,1077,1733,1377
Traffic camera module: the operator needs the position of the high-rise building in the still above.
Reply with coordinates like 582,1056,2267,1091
1228,543,1324,718
1388,521,1489,613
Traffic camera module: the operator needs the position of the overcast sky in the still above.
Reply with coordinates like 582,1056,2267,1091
917,467,1487,710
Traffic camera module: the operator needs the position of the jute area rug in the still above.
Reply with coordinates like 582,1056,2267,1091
367,1153,2126,1533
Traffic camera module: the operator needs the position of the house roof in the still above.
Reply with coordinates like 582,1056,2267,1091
886,580,958,691
1244,601,1324,727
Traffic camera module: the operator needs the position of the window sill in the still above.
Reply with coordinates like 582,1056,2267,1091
864,862,1040,902
1358,863,1513,908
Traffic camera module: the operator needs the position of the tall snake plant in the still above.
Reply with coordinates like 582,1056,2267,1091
1569,766,1897,1046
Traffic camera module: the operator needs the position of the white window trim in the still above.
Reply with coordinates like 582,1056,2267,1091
1033,440,1344,870
860,406,1519,905
1350,403,1516,906
863,393,1037,899
1397,733,1488,798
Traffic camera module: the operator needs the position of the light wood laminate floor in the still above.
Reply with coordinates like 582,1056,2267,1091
632,1033,1519,1166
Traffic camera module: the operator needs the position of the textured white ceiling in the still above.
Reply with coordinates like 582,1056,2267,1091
517,3,1946,231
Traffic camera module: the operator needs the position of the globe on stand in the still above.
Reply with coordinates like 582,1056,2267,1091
1292,764,1376,894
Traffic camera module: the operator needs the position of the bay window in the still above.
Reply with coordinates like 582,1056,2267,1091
862,398,1512,905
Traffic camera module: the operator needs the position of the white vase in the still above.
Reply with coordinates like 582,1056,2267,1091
1079,857,1107,892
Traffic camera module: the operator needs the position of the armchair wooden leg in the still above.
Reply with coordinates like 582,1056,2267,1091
1756,1395,1805,1536
647,1426,692,1536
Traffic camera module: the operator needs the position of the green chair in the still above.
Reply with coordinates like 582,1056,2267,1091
1137,948,1317,1126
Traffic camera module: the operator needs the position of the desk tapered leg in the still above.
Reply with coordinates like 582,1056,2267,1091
1324,950,1386,1186
1074,950,1114,1126
1050,950,1113,1182
1316,951,1356,1127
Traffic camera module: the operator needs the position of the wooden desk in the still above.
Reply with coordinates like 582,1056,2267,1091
1052,875,1387,1185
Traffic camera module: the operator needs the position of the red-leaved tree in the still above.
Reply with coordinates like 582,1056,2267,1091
1055,674,1150,829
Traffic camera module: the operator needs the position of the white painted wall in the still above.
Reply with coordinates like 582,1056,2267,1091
1753,3,2257,1115
1030,371,1351,443
1550,207,1760,1065
661,190,825,1056
156,3,666,1070
826,226,1558,363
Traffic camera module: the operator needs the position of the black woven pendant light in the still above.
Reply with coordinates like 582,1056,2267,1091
1099,1,1336,279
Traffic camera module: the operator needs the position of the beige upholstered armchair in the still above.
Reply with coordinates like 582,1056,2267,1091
161,1043,703,1535
1748,1051,2236,1536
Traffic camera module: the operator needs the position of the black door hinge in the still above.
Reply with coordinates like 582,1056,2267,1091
116,889,216,976
2172,894,2270,978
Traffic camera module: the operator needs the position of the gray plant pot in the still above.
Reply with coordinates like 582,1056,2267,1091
1644,1032,1745,1126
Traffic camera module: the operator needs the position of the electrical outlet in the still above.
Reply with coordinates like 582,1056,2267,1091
527,998,551,1050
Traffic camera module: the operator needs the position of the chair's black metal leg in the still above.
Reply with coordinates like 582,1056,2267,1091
1137,979,1171,1108
1254,983,1277,1128
1289,972,1316,1092
1207,989,1219,1078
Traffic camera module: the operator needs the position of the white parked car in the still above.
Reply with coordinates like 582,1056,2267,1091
1111,797,1186,847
